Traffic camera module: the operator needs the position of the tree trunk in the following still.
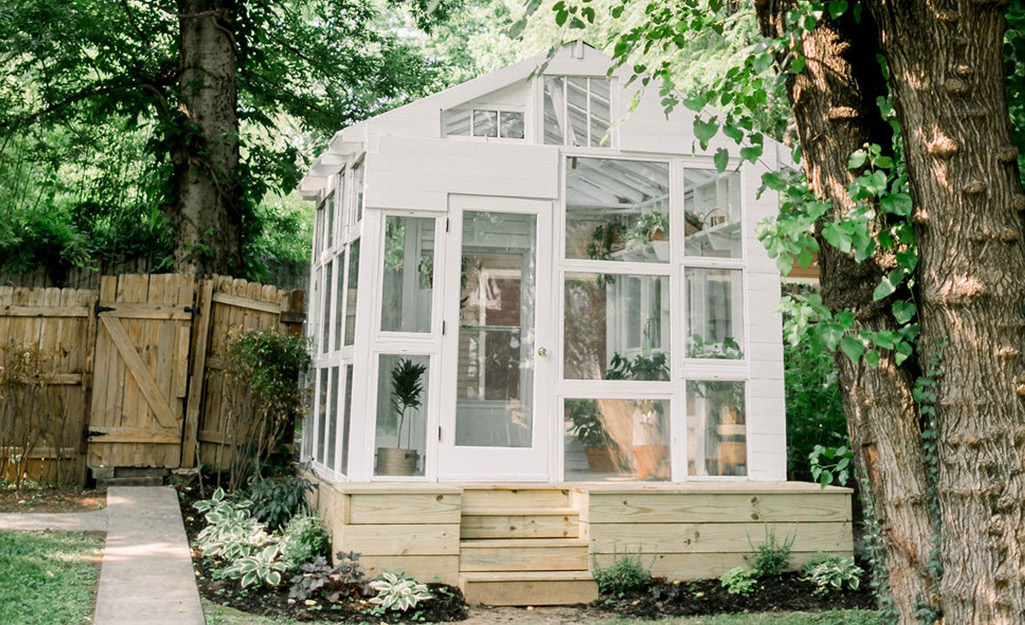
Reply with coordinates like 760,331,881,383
755,3,939,622
172,0,242,276
867,2,1025,622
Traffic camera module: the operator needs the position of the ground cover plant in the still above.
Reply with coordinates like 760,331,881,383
0,531,103,625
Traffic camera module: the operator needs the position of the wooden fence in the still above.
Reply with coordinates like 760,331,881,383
0,274,304,485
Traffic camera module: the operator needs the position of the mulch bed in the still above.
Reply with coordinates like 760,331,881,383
0,487,106,513
177,480,467,623
600,575,876,618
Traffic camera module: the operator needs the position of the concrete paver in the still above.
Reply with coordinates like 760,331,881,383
92,486,204,625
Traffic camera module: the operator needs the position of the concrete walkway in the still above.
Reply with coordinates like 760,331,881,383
0,486,204,625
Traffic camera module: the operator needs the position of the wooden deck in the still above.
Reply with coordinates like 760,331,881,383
306,479,853,606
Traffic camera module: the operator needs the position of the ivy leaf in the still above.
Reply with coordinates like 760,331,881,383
821,221,852,253
722,123,744,142
873,268,906,301
840,335,866,363
892,300,916,324
848,149,867,170
693,117,719,149
714,148,729,173
796,247,814,269
683,93,709,112
828,1,849,19
740,144,763,162
864,349,880,367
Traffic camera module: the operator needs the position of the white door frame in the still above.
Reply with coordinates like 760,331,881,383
437,195,555,481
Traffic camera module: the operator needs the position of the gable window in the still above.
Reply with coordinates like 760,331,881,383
544,76,611,147
444,109,524,139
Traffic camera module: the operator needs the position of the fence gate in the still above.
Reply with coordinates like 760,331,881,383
87,274,195,468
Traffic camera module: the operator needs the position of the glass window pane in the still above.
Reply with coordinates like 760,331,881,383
316,368,329,463
564,273,670,380
314,207,324,257
326,195,335,250
684,169,742,258
443,109,471,136
311,265,322,346
543,76,565,145
688,381,746,476
374,355,429,476
500,111,524,139
340,365,353,475
589,78,611,147
456,212,535,447
567,77,589,146
344,240,360,346
685,268,744,359
337,173,346,230
352,164,364,223
565,398,671,481
473,110,498,137
320,261,333,354
565,157,670,264
326,366,338,466
381,216,434,333
334,259,344,351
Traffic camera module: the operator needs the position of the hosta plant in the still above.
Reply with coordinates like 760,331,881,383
368,570,433,612
802,554,863,595
223,543,287,588
719,566,758,596
193,488,271,561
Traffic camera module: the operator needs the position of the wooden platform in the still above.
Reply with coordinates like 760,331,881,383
306,479,852,606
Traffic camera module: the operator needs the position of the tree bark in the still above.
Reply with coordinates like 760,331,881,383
755,3,939,622
866,2,1025,622
172,0,242,276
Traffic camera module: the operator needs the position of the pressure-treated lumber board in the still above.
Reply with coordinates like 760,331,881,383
460,487,571,512
588,521,852,554
359,555,460,585
459,571,597,606
0,305,90,317
459,538,589,572
584,491,851,524
347,493,462,525
85,426,181,444
460,511,579,539
340,523,459,555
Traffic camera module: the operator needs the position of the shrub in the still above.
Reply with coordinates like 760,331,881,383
746,526,795,578
803,554,864,595
278,513,330,571
719,566,758,596
288,552,368,602
222,543,286,588
368,570,433,612
248,475,314,531
193,488,271,562
592,551,652,595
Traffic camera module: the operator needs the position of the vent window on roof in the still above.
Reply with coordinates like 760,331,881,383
543,76,611,147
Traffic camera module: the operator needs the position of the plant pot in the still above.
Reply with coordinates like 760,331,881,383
375,447,419,476
633,444,668,479
585,447,617,472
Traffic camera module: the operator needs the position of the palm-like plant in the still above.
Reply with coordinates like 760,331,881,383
390,358,426,449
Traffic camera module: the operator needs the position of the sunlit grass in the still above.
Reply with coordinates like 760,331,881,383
0,531,103,625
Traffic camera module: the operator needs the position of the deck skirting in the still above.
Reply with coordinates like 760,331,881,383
306,479,853,605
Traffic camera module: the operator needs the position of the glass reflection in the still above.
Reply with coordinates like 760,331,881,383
687,380,746,476
564,398,670,481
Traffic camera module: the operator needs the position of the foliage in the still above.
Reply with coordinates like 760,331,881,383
223,543,286,588
809,445,853,488
606,352,670,381
288,552,368,602
0,530,103,625
389,358,427,449
746,527,795,578
566,399,613,448
368,570,433,612
803,554,863,596
720,566,759,597
277,513,330,572
687,333,744,360
194,488,272,563
592,551,653,595
220,329,311,490
247,475,314,532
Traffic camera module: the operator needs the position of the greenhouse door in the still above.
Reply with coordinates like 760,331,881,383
438,196,554,481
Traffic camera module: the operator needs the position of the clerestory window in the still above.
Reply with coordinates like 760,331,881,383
543,76,612,147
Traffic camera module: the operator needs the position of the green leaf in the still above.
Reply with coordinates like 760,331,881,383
693,118,719,149
873,268,905,301
821,221,851,253
714,148,729,173
840,335,865,363
740,144,763,162
828,1,849,18
683,93,709,112
848,149,867,170
892,300,916,324
864,349,880,367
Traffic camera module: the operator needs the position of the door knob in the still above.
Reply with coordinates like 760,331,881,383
537,346,548,356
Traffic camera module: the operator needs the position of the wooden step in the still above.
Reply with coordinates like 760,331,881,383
459,570,598,606
460,538,589,572
460,486,571,513
460,508,579,539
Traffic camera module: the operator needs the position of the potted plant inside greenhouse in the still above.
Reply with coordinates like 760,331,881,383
376,358,427,475
567,399,620,472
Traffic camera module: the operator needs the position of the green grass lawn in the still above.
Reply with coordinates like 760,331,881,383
204,599,880,625
0,531,103,625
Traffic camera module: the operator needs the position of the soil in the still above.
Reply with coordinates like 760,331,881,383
0,487,106,513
